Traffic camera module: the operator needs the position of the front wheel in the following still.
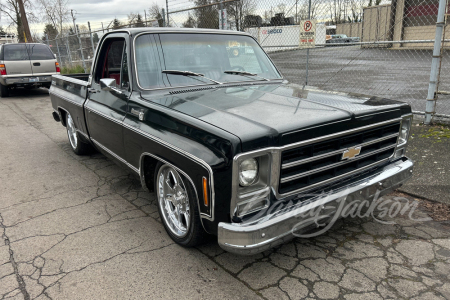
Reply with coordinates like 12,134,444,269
155,162,207,247
66,113,92,155
0,83,9,97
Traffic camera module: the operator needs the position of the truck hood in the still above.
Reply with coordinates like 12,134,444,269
143,82,410,151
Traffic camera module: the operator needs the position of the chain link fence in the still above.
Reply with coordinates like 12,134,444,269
46,0,450,120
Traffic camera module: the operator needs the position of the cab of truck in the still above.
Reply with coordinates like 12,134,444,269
0,43,60,97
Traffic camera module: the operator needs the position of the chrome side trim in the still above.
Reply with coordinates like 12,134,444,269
50,89,83,107
85,106,123,125
76,129,90,140
123,122,215,221
282,132,400,169
280,145,397,183
139,153,208,231
51,75,89,86
91,138,139,174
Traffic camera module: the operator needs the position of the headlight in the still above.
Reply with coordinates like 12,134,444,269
239,158,259,186
398,116,412,146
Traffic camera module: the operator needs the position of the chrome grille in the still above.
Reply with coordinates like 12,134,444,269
279,122,401,195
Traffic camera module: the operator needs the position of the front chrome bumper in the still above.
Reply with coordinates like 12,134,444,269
218,158,414,255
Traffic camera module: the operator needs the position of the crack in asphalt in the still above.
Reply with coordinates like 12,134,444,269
0,213,30,300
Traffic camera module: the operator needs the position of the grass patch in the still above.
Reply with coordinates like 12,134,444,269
61,65,88,74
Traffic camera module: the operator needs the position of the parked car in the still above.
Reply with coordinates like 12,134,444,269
50,28,413,254
0,43,60,97
326,34,360,45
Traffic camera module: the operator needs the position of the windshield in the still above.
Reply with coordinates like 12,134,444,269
135,33,282,89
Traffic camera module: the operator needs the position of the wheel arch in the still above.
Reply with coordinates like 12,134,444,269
57,107,68,127
139,152,212,233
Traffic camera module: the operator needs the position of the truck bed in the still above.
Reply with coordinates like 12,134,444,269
49,74,90,137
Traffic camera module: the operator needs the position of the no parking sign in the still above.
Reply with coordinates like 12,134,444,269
299,20,317,48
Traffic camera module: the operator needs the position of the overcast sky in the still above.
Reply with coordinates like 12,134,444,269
0,0,168,35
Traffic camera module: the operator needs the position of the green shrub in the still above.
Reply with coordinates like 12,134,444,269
61,65,88,74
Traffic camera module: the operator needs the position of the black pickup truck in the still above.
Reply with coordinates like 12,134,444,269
50,28,414,255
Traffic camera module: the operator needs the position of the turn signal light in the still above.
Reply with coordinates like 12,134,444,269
0,64,6,76
55,62,60,73
202,177,209,206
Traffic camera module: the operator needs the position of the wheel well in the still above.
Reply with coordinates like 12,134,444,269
141,155,158,192
58,108,67,127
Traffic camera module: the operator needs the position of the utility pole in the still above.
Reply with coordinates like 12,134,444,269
71,10,87,72
17,0,32,42
101,22,105,34
144,10,147,27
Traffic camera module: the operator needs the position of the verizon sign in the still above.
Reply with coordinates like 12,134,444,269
299,20,317,48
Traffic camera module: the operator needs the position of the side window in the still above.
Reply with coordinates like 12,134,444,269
94,38,128,90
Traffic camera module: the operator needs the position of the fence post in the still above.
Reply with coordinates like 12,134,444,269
88,22,95,56
305,0,312,86
71,10,87,72
166,0,169,26
66,35,72,66
55,34,62,66
425,0,447,124
162,8,166,27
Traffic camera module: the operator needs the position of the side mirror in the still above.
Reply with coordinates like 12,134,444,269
100,78,117,90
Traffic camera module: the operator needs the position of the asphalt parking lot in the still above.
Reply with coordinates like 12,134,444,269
269,47,450,116
1,89,450,299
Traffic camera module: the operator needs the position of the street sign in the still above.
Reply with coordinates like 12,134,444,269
219,9,228,30
299,19,317,48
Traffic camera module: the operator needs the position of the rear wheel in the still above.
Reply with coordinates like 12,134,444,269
0,84,9,97
66,113,92,155
155,162,207,247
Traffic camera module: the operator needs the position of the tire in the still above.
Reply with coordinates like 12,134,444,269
155,162,207,247
0,83,9,97
65,113,92,155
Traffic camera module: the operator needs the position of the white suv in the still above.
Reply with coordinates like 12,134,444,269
0,43,60,97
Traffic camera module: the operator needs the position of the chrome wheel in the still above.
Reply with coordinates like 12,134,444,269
157,165,191,238
66,114,78,150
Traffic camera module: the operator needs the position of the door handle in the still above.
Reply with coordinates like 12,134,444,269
88,88,98,93
33,62,41,66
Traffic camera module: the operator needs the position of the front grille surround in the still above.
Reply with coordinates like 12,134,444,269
279,122,401,195
230,118,403,218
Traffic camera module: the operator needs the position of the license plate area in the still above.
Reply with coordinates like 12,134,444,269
28,78,38,82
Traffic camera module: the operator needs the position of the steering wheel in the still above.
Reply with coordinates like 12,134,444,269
231,66,245,71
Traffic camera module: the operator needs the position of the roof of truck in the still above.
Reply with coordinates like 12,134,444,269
107,27,251,36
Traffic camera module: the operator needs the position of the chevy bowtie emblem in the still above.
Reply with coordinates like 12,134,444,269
342,146,362,160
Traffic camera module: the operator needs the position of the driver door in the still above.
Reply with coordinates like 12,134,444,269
85,33,131,160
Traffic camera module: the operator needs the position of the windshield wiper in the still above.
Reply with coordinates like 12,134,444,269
162,70,222,85
224,71,270,81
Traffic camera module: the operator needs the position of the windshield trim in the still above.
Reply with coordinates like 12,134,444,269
132,31,284,92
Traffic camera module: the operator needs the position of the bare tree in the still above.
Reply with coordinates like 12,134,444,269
148,3,164,27
0,0,37,42
36,0,70,35
226,0,257,31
